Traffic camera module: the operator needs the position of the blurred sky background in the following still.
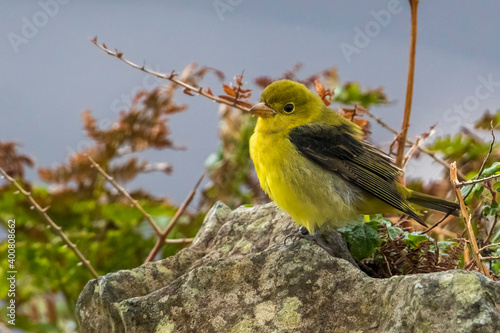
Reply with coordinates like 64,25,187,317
1,0,500,203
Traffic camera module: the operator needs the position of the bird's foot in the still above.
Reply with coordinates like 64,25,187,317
283,226,310,245
309,233,334,257
283,227,333,256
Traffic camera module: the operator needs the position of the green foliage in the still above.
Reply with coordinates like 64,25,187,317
340,215,464,276
339,221,382,260
0,66,214,330
424,111,500,277
461,162,500,203
334,82,388,108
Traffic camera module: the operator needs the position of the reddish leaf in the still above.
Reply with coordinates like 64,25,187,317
223,84,236,97
314,80,334,106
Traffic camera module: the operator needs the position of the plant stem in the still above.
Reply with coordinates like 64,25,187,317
450,162,491,278
396,0,419,168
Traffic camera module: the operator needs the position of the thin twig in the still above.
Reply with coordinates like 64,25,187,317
481,256,500,261
144,173,205,263
402,136,422,169
479,242,500,252
463,122,495,199
165,237,194,243
395,0,419,167
450,162,491,278
484,214,499,245
164,173,204,237
365,110,467,180
91,37,251,113
422,211,454,234
455,174,500,188
232,71,244,107
87,155,162,236
0,167,99,279
463,259,474,270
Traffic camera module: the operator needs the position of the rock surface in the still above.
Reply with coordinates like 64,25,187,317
77,202,500,333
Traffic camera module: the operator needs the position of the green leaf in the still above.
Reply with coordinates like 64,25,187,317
462,162,500,201
340,223,381,260
386,225,404,240
437,241,458,252
404,232,431,249
481,162,500,177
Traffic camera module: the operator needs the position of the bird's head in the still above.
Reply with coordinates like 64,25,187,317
249,80,326,133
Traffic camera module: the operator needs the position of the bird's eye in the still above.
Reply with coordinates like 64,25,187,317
283,103,294,113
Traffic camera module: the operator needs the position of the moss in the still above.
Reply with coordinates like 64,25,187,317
254,301,276,325
230,317,256,333
155,316,176,333
276,297,302,330
452,273,483,305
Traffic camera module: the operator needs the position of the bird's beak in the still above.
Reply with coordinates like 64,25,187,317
249,102,276,118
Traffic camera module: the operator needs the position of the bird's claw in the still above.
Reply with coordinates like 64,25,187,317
283,226,310,246
283,226,334,257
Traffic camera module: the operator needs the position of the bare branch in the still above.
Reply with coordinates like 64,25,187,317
165,237,194,244
144,173,205,263
402,136,422,169
0,167,99,279
87,155,162,236
450,162,491,278
479,242,500,252
456,174,500,188
91,38,251,112
480,256,500,261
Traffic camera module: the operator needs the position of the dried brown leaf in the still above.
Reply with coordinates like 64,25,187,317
313,80,334,106
223,84,236,97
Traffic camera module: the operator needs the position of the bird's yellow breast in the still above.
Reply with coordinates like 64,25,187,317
250,123,360,231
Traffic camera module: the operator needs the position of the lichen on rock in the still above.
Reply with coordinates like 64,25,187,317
77,202,500,333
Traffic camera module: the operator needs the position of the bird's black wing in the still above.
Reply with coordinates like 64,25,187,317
288,123,424,224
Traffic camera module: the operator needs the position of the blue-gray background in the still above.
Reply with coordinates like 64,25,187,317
2,0,499,203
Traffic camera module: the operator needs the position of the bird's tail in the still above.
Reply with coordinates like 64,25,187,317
408,191,460,217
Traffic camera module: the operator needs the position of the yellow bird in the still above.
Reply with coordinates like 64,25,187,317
249,79,459,234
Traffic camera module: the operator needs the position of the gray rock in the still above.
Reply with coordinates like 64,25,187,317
77,202,500,333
